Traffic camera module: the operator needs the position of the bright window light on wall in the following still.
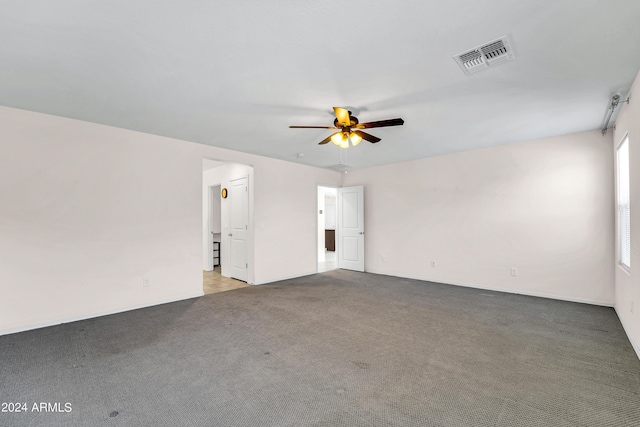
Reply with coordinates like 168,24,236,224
617,135,631,269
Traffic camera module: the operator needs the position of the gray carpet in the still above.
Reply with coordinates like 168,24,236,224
1,270,639,426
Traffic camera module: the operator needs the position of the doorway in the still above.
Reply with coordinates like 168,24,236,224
318,186,338,272
210,184,222,271
203,160,254,293
317,185,366,273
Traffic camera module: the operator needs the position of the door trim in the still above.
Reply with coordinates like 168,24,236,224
317,185,340,273
202,160,254,284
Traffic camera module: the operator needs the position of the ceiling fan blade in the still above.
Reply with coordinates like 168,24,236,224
333,107,351,127
353,130,381,143
355,118,404,129
318,133,338,145
289,125,337,129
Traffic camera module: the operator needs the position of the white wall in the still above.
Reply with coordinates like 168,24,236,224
0,106,341,335
343,130,615,305
613,68,640,359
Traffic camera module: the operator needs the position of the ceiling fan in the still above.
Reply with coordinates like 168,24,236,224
289,107,404,148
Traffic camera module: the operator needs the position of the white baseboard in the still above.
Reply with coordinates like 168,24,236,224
0,291,204,337
615,307,640,361
253,271,317,286
366,270,615,307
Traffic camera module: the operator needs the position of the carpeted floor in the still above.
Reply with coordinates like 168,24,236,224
1,270,639,426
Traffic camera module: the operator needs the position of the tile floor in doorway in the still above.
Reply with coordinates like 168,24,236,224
318,250,337,273
203,267,249,295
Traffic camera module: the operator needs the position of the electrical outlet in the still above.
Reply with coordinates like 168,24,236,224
143,278,149,288
631,300,635,314
510,267,518,277
381,255,387,262
431,260,437,268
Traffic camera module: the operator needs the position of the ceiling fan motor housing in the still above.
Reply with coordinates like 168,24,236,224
334,114,359,129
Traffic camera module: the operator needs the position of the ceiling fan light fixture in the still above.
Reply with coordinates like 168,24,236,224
331,132,350,148
330,132,344,146
339,133,349,149
349,132,362,146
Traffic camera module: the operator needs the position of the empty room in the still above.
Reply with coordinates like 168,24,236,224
1,1,640,426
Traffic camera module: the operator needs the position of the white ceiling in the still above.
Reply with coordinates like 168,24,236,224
1,1,639,170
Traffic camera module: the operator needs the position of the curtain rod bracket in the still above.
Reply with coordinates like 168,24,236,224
601,94,629,136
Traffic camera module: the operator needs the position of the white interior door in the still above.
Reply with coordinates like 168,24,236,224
229,176,248,281
338,185,364,271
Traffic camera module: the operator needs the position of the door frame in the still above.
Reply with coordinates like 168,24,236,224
207,184,222,271
316,184,340,272
203,160,254,284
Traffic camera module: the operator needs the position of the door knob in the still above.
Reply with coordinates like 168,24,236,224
228,233,233,237
359,232,364,235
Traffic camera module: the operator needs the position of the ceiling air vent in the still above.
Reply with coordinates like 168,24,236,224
453,35,515,75
327,163,352,173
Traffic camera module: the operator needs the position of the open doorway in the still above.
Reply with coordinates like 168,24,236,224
318,186,338,272
209,183,221,272
203,159,253,294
